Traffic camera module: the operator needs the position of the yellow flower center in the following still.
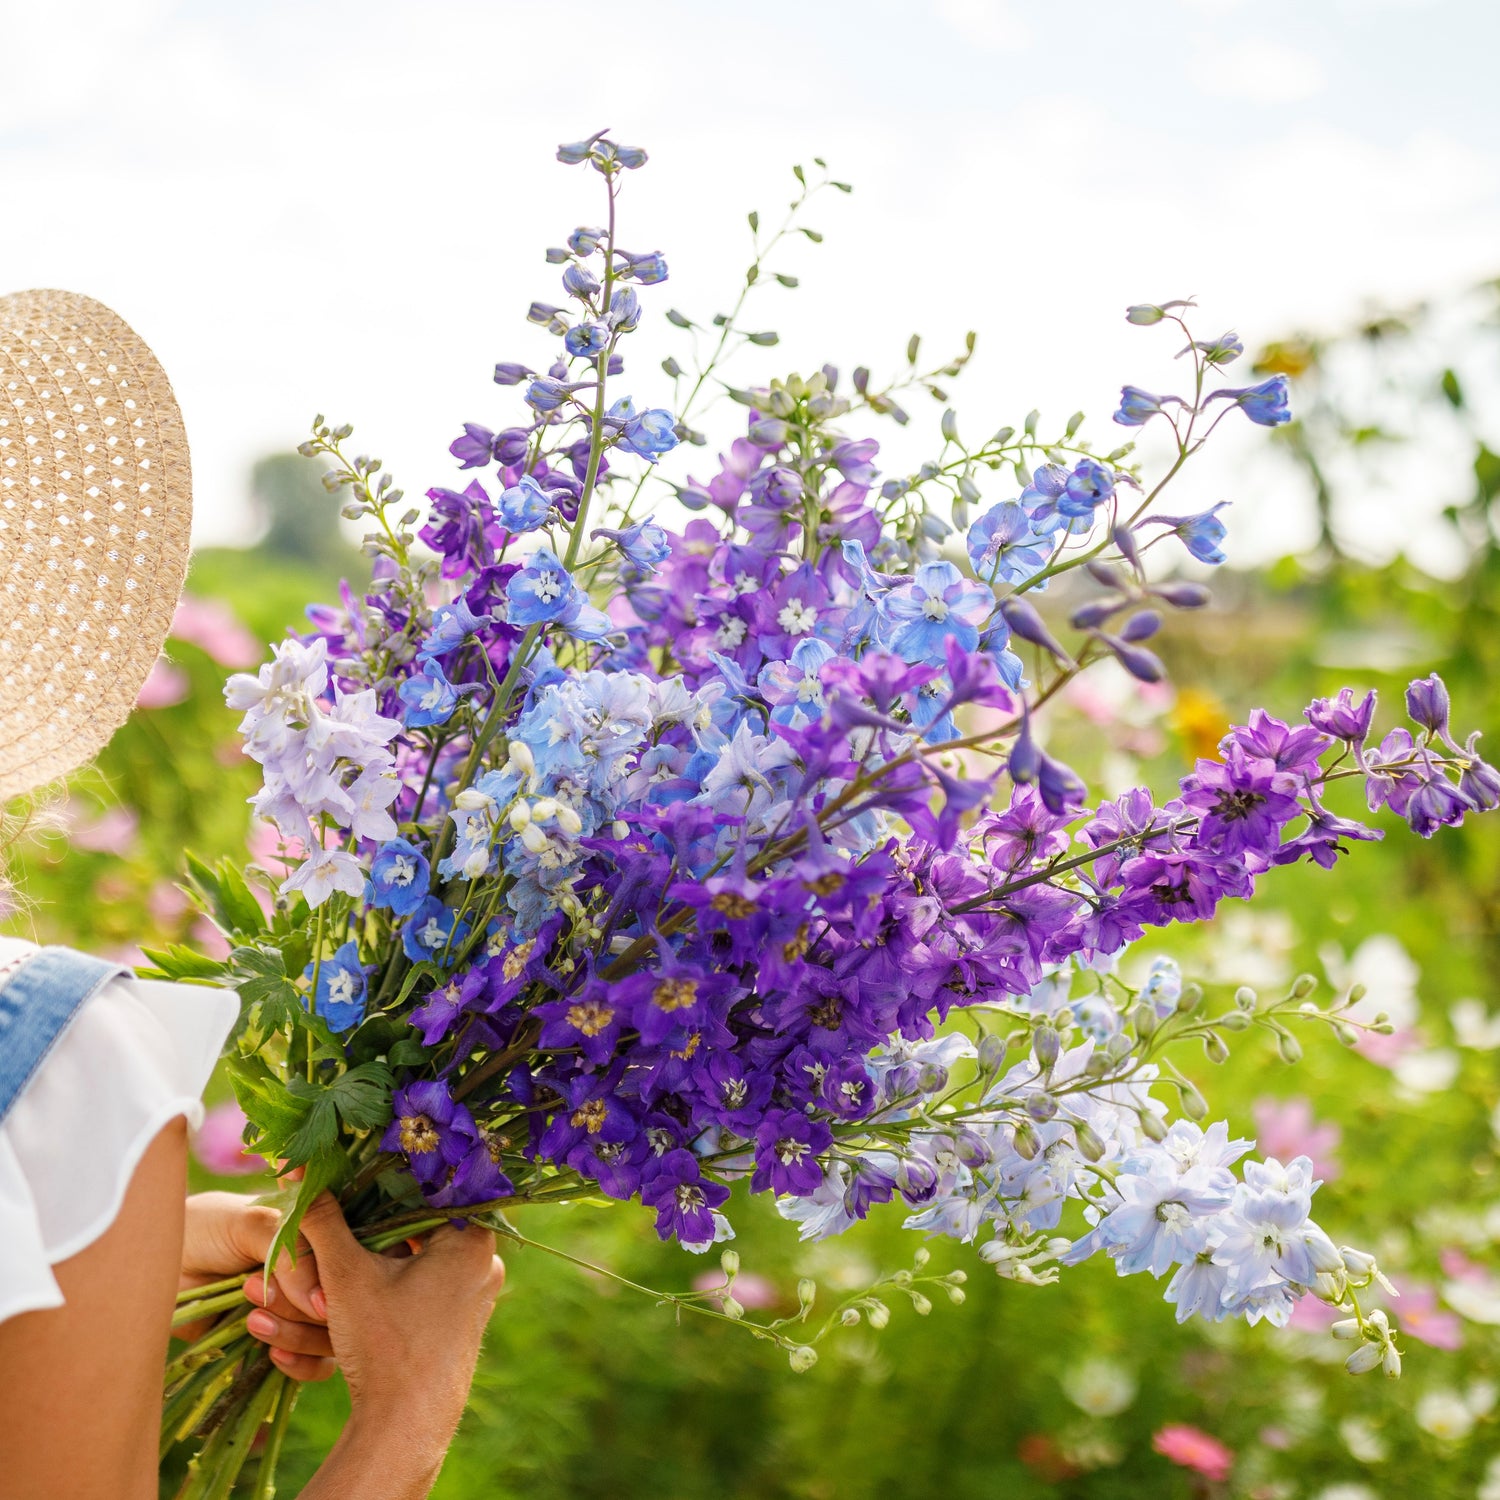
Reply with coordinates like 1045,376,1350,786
502,939,537,982
399,1115,440,1155
571,1099,609,1134
710,891,757,919
565,999,616,1037
654,977,699,1012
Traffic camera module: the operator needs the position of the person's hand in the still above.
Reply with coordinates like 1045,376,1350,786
297,1194,505,1472
179,1191,336,1382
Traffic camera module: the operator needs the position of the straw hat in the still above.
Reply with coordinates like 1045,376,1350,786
0,290,192,801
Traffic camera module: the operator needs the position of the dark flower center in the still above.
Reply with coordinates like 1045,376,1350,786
399,1114,440,1154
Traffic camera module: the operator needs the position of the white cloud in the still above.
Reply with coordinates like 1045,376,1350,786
934,0,1033,52
1191,37,1328,102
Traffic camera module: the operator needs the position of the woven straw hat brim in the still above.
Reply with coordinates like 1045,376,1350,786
0,290,192,800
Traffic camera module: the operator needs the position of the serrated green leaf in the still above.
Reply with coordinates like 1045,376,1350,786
138,944,230,981
227,1056,311,1157
282,1089,339,1165
265,1146,346,1275
327,1062,396,1132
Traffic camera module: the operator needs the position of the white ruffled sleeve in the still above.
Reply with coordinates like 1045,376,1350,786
0,937,239,1325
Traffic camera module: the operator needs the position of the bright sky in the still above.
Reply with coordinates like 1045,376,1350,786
3,0,1496,573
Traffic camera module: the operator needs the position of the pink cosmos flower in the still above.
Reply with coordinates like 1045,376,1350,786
1391,1280,1463,1351
1252,1096,1341,1181
171,596,262,668
193,1101,266,1176
136,659,190,709
1153,1424,1233,1482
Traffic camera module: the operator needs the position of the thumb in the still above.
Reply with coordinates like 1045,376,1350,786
297,1193,367,1284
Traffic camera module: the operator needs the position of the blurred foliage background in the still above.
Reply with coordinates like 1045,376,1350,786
8,284,1500,1500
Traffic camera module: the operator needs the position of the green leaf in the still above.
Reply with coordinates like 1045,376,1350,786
138,944,229,982
227,1056,311,1158
265,1146,346,1276
389,1037,432,1068
393,959,443,1009
282,1085,339,1165
230,945,303,1033
185,852,268,939
327,1061,396,1132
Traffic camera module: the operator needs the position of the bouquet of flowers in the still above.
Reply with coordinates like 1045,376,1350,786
161,131,1499,1495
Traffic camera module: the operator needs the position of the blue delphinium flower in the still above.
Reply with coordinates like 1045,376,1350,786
882,561,995,663
1205,375,1291,427
620,407,679,461
304,940,368,1032
1113,386,1183,427
564,322,610,359
398,658,468,728
591,516,672,571
1145,502,1230,565
505,546,613,640
967,501,1050,585
367,837,431,917
419,597,489,660
506,547,579,626
1059,458,1116,520
401,896,470,964
498,474,553,533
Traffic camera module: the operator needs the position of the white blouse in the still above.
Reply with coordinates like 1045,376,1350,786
0,935,238,1325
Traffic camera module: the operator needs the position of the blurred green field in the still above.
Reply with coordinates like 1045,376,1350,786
8,304,1500,1500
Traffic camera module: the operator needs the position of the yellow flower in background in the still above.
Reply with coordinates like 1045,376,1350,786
1169,688,1230,761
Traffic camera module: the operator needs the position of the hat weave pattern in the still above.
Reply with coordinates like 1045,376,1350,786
0,290,192,800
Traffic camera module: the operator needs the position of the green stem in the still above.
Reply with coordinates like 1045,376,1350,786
253,1377,299,1500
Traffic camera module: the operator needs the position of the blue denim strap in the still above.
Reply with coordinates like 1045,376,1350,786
0,947,130,1126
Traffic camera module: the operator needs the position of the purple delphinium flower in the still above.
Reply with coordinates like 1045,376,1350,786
752,1110,833,1195
450,423,496,470
640,1148,729,1243
381,1081,476,1188
1180,747,1303,859
1305,687,1376,747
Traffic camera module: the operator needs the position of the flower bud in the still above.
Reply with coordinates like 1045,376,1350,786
1340,1247,1376,1278
946,1285,967,1305
1291,973,1317,999
1405,673,1451,737
1177,983,1202,1014
1331,1318,1362,1340
1277,1030,1304,1065
1126,304,1166,325
1013,1119,1041,1160
722,1296,745,1320
1235,986,1257,1011
1345,1343,1383,1375
720,1249,740,1278
1074,1121,1106,1162
977,1033,1008,1074
1382,1343,1402,1379
787,1345,818,1373
840,1307,861,1327
865,1299,890,1329
520,822,550,854
946,1269,968,1286
1132,1002,1157,1038
1033,1025,1060,1069
1025,1091,1057,1122
554,804,584,836
797,1278,817,1310
910,1292,933,1316
1203,1031,1231,1064
1217,1010,1250,1032
508,801,532,831
1139,1108,1168,1142
1181,1085,1208,1121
